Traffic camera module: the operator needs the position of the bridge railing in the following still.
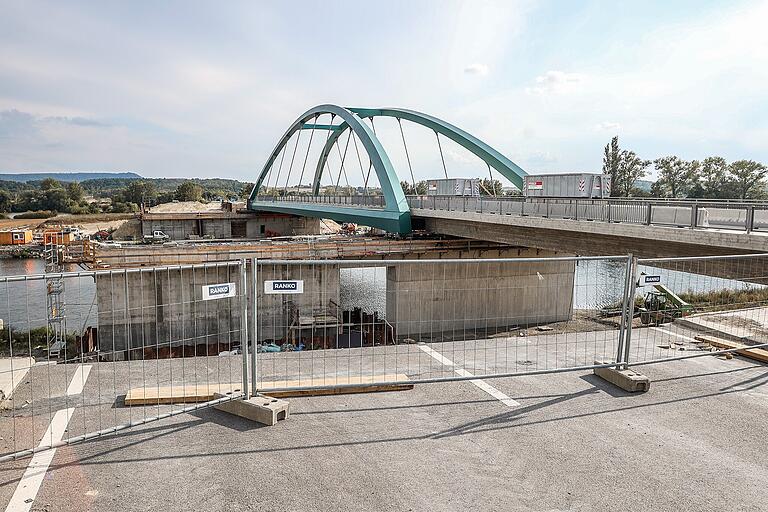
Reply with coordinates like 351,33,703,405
252,194,386,209
407,195,768,233
251,193,768,232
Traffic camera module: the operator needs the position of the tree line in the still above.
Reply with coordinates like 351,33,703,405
602,136,767,199
0,177,254,215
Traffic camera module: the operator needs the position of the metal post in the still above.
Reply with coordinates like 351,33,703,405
615,254,633,366
690,204,698,228
622,256,640,368
240,259,250,400
746,205,755,233
251,257,259,396
646,203,652,225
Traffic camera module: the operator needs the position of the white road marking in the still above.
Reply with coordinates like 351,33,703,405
651,327,700,344
0,358,34,401
6,363,93,512
65,364,92,396
418,345,520,407
5,408,75,512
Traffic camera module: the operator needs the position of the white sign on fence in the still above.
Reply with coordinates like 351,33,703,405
638,274,662,287
264,280,304,294
202,282,236,300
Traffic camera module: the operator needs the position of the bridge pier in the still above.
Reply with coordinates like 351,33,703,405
95,247,578,357
384,254,575,340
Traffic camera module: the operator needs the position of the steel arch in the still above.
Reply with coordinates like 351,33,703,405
312,107,528,191
248,104,410,232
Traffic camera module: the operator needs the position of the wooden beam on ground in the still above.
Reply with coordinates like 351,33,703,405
124,374,412,406
694,335,768,364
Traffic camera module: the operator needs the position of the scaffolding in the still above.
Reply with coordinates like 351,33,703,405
44,231,67,358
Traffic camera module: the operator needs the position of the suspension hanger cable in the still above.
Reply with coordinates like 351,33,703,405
256,146,285,197
334,129,353,193
398,118,416,191
317,114,336,194
267,135,288,195
284,126,303,195
363,118,376,194
351,131,366,196
435,130,448,179
296,114,317,194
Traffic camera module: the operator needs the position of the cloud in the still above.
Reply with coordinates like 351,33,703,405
0,109,36,139
463,63,489,76
45,115,112,128
526,70,584,95
594,121,621,132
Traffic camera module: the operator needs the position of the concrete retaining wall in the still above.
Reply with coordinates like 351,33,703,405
385,257,575,338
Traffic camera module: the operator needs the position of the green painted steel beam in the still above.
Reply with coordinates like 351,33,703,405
248,104,410,233
313,107,528,191
249,201,411,233
301,123,345,130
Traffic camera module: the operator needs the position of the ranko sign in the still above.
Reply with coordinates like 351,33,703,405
264,280,304,294
202,282,236,301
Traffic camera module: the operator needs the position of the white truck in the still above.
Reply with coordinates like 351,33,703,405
143,230,170,243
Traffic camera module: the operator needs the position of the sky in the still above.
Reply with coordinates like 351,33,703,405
1,0,767,186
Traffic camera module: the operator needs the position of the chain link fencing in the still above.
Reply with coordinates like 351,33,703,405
3,252,768,462
0,260,247,463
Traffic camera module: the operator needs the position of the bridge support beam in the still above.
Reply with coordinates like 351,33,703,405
420,216,768,284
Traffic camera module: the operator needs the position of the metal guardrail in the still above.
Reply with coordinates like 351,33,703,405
252,194,768,233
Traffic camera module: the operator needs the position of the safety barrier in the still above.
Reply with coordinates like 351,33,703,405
3,252,768,461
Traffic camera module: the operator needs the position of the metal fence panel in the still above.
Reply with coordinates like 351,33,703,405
623,254,768,366
253,256,631,391
0,260,246,462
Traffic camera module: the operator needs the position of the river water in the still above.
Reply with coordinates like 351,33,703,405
0,258,97,331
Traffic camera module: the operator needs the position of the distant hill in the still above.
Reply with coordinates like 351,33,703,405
0,172,142,183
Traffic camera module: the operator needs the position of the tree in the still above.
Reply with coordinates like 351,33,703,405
174,181,204,202
601,136,649,197
66,182,85,203
480,178,503,196
0,189,11,212
602,136,621,197
400,181,427,195
693,156,729,198
239,182,255,200
122,180,157,206
614,151,650,197
41,188,72,212
39,177,60,191
653,156,699,198
727,160,767,199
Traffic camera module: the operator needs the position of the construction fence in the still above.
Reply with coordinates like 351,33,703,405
2,253,768,461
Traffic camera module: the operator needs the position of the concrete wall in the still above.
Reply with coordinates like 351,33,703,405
140,215,323,241
96,264,244,359
385,256,575,338
96,248,576,356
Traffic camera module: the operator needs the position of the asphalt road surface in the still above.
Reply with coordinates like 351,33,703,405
1,328,767,511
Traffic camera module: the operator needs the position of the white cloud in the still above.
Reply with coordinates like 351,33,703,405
526,70,585,95
595,121,621,132
463,63,489,76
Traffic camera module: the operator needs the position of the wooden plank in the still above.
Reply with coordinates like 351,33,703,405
694,335,768,364
124,374,412,406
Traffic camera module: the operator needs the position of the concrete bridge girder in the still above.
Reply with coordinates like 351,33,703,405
416,210,768,284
